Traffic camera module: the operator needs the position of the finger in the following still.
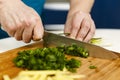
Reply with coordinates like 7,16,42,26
84,20,96,42
64,18,72,35
22,20,35,43
70,12,84,39
14,23,24,41
76,18,90,41
32,18,44,41
13,15,26,41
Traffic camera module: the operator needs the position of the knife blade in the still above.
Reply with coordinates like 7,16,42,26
43,31,119,60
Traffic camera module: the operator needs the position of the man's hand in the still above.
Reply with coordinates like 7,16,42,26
0,0,44,43
64,11,95,42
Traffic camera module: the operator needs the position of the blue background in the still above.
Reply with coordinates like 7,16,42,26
91,0,120,28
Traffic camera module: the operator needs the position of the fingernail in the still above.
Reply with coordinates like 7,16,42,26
77,38,83,41
70,36,75,39
24,39,31,43
32,35,42,41
64,33,70,36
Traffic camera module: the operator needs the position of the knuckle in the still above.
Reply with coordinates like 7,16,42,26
76,11,82,14
17,22,23,29
34,17,40,23
74,12,82,18
84,22,90,29
73,25,80,30
31,16,39,22
23,20,32,28
26,17,38,27
6,24,16,32
76,11,85,16
21,19,27,25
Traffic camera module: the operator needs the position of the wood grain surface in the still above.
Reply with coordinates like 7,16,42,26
0,41,120,80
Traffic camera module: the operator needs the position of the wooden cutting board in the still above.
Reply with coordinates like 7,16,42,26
0,41,120,80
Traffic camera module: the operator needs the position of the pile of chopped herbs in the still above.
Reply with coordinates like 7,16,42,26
13,44,89,72
57,44,89,58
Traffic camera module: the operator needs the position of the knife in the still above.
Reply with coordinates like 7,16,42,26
43,31,119,60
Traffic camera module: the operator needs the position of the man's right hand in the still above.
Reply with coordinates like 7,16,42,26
0,0,44,43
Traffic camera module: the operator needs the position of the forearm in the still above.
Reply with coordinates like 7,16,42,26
69,0,94,13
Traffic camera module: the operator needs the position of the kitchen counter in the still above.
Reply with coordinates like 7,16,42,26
0,28,120,53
